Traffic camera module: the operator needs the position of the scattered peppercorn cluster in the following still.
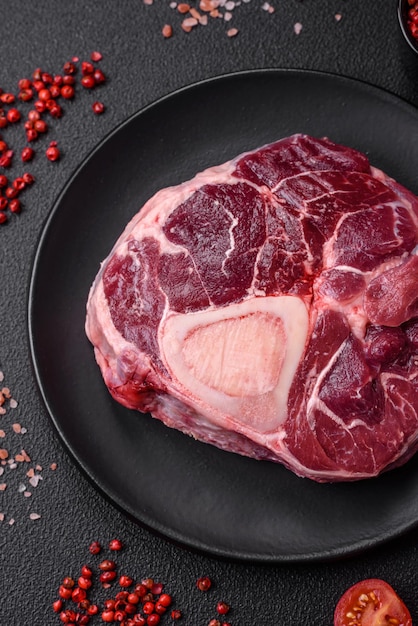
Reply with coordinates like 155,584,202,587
52,539,232,625
407,0,418,39
0,51,106,225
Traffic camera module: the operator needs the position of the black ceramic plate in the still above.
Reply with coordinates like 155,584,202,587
28,69,418,562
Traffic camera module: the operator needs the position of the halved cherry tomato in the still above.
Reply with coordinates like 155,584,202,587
334,578,412,626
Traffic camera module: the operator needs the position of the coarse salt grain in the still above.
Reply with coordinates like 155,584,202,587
335,13,342,21
227,27,238,36
294,21,302,34
20,428,27,434
12,423,21,433
0,431,5,438
24,491,31,497
0,468,3,476
0,372,4,383
162,24,173,37
0,449,8,460
0,513,4,521
9,399,17,409
224,11,233,20
8,518,15,525
0,483,6,491
18,483,26,493
29,474,42,488
29,512,41,520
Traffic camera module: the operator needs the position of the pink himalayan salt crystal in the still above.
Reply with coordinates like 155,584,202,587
29,512,41,520
294,21,302,34
227,27,238,36
9,399,18,409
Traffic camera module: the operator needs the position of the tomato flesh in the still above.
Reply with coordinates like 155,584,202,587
334,579,412,626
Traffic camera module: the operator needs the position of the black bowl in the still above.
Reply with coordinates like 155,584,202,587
398,0,418,55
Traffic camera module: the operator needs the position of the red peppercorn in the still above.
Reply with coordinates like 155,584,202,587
71,587,87,603
135,584,147,597
0,175,8,187
33,80,45,92
154,603,167,615
81,61,94,75
46,145,60,162
151,583,163,595
63,74,76,85
19,89,34,102
109,538,123,551
34,119,48,133
63,61,77,75
93,68,106,84
91,51,103,62
78,616,90,626
125,603,137,615
50,84,61,98
170,610,182,620
21,147,35,162
54,74,64,85
78,576,92,590
87,604,99,615
0,154,12,167
7,108,21,123
61,85,75,99
28,109,40,122
52,599,63,613
59,585,73,600
133,616,146,626
104,599,116,610
88,540,101,554
5,186,18,199
127,593,140,605
0,197,7,210
0,93,15,104
13,177,26,190
143,602,155,615
116,591,129,602
49,104,63,118
100,570,117,584
34,100,46,113
38,88,51,102
81,75,95,89
9,199,21,213
45,98,56,110
142,579,154,590
146,615,160,626
99,559,117,571
158,594,172,607
216,602,230,615
26,129,38,142
208,621,221,626
0,118,7,129
42,72,54,84
79,599,91,610
81,564,93,578
0,141,7,152
0,210,7,224
32,68,42,81
120,575,134,587
101,610,115,623
22,172,35,184
115,610,128,621
196,576,212,591
18,78,32,90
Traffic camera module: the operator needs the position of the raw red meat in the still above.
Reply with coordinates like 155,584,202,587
85,134,418,482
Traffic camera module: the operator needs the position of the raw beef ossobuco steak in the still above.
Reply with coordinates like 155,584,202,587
86,134,418,482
